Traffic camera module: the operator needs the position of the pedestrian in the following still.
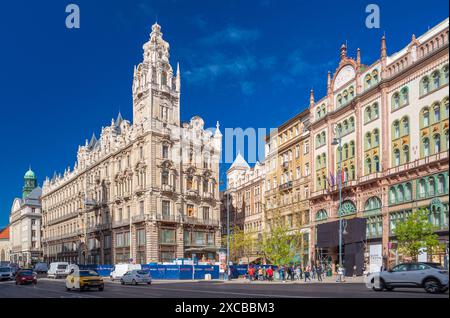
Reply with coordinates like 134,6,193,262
279,266,285,282
304,265,311,282
267,266,273,282
295,266,301,280
286,266,292,281
262,267,267,281
336,265,344,283
299,266,303,280
317,264,323,282
258,267,264,281
248,266,254,282
291,265,295,281
311,264,316,279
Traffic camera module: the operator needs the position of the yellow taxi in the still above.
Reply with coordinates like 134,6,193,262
66,269,104,291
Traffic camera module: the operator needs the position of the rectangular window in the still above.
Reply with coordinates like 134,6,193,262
123,232,130,247
116,233,124,247
187,204,194,217
139,201,144,216
304,141,310,154
104,235,111,249
162,145,169,159
202,207,210,220
160,229,175,244
194,232,206,245
162,200,170,218
137,229,146,247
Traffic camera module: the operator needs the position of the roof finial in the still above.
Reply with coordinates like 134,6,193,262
381,34,387,59
310,89,315,108
357,48,361,65
340,43,347,60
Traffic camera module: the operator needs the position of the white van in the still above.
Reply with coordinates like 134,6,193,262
47,262,70,279
110,264,141,281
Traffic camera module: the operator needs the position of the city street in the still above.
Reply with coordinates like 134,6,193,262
0,278,447,298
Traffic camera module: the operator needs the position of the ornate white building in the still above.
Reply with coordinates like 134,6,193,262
41,23,222,265
9,168,43,267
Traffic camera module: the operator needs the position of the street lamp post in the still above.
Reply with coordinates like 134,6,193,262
226,192,231,280
332,128,343,283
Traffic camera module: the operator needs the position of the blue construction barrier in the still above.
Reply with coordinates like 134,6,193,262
78,264,219,280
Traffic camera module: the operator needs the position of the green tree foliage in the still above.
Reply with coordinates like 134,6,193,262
261,217,302,267
393,208,442,261
222,227,255,263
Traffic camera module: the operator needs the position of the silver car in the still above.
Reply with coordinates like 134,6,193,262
0,267,13,281
120,270,152,285
370,262,449,294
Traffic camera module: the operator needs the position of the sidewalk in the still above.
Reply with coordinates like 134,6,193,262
222,275,365,284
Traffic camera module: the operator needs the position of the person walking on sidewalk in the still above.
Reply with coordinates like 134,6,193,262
304,265,311,282
248,266,254,282
267,266,274,281
336,265,345,283
317,264,323,282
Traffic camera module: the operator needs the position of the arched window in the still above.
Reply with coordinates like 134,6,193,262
373,129,380,147
422,108,430,127
343,144,349,160
422,77,430,95
365,74,372,89
418,179,426,197
349,117,355,131
403,145,410,163
432,71,440,89
389,187,396,203
337,95,342,107
366,158,372,175
401,87,409,105
405,183,412,201
434,134,441,153
350,141,355,157
423,137,430,157
445,130,449,150
364,196,381,211
428,177,435,196
365,132,372,149
393,148,400,166
339,200,356,216
372,70,379,82
437,175,445,194
443,65,449,84
373,103,379,118
316,135,321,148
445,99,449,118
393,121,400,139
433,104,441,122
321,132,326,145
402,117,409,135
365,106,372,122
316,209,328,221
350,165,355,180
343,120,349,133
392,93,400,109
397,185,404,202
374,156,380,172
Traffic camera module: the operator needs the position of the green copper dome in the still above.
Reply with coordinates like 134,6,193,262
24,168,36,179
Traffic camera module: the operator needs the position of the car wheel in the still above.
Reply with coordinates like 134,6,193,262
147,281,151,285
385,286,394,291
424,278,442,294
98,286,104,291
372,279,386,291
132,279,137,286
121,280,125,285
66,287,71,291
15,281,17,285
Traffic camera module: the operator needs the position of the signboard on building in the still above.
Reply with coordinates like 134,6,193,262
369,244,383,273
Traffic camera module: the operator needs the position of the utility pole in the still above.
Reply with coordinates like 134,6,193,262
332,127,343,282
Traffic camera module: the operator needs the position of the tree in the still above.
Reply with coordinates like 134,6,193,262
222,226,255,264
393,208,442,262
261,217,303,267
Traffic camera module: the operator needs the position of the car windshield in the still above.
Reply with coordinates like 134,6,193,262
0,268,11,272
79,270,99,277
57,265,67,269
19,271,33,276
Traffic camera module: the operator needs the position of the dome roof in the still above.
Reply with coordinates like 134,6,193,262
24,167,36,179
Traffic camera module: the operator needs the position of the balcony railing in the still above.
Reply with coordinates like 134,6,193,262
183,216,220,227
279,181,293,191
384,151,448,177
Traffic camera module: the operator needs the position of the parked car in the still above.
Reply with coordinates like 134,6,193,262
0,267,13,281
110,264,141,281
120,269,152,285
34,262,49,274
66,270,104,291
369,262,449,294
15,269,37,285
47,262,70,279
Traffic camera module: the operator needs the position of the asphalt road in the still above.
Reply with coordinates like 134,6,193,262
0,278,447,298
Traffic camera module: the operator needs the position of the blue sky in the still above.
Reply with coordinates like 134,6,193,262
0,0,448,227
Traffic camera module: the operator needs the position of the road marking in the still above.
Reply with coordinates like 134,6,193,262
116,284,313,298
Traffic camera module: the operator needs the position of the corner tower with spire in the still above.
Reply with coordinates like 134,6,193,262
132,22,181,127
23,167,37,199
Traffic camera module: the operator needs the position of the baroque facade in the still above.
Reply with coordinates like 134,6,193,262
41,23,222,265
9,168,43,267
